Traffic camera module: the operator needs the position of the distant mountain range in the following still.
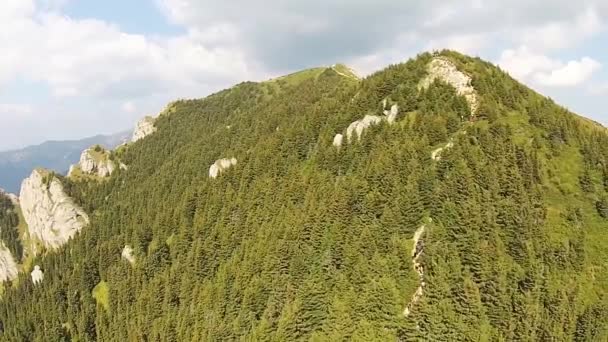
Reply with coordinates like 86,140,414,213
0,131,130,193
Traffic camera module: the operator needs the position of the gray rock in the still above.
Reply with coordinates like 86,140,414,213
209,158,237,179
69,147,117,178
0,242,18,282
131,116,157,142
346,115,384,142
31,265,43,285
420,57,479,115
20,169,89,250
332,134,344,148
121,245,135,264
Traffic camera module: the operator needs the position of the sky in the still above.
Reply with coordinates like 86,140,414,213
0,0,607,151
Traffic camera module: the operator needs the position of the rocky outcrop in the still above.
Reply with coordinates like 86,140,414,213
420,57,479,115
342,99,401,144
333,134,344,148
431,141,455,161
404,222,428,317
330,64,360,80
20,169,90,250
384,104,399,124
346,115,383,142
31,265,43,285
69,147,117,178
0,243,18,282
209,158,237,179
121,245,135,264
132,116,157,142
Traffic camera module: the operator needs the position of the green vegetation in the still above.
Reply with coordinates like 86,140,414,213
92,281,109,312
0,193,23,262
0,51,607,341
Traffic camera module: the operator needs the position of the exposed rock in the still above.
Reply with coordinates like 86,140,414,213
346,115,383,142
31,265,43,285
121,245,135,264
420,57,479,114
69,147,117,178
343,100,401,144
0,188,19,206
0,242,18,282
20,169,90,250
333,134,344,148
431,141,454,161
383,104,399,124
404,223,427,317
131,116,157,142
209,158,238,179
330,64,360,80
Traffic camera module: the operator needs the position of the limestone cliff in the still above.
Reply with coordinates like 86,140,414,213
132,116,157,142
68,146,118,178
0,242,18,282
19,169,89,250
420,57,479,114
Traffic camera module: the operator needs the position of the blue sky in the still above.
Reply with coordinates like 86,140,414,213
0,0,606,150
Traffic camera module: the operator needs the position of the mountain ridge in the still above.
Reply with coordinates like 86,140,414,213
0,50,607,341
0,131,130,193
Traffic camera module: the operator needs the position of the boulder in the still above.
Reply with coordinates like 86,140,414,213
209,158,237,179
31,265,43,285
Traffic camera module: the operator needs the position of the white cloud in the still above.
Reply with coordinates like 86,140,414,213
498,46,602,87
121,101,137,114
425,33,488,55
498,46,561,80
534,57,601,87
0,1,254,99
0,0,607,149
519,7,603,51
0,103,34,116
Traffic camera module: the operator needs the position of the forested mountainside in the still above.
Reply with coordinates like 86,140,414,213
0,131,130,193
0,51,607,341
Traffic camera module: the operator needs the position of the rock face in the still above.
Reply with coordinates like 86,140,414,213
132,116,157,142
121,245,135,264
384,104,399,124
0,243,18,282
346,115,383,142
31,265,43,285
20,169,90,250
431,141,455,161
404,223,427,317
342,99,400,144
333,134,344,148
69,147,117,178
420,57,479,114
209,158,237,179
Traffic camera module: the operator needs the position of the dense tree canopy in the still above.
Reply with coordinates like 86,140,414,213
0,51,607,341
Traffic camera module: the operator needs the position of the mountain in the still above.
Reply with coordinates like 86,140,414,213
0,50,607,341
0,131,130,193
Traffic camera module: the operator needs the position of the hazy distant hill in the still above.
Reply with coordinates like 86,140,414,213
0,131,130,193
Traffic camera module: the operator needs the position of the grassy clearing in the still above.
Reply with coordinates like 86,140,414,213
92,280,110,311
